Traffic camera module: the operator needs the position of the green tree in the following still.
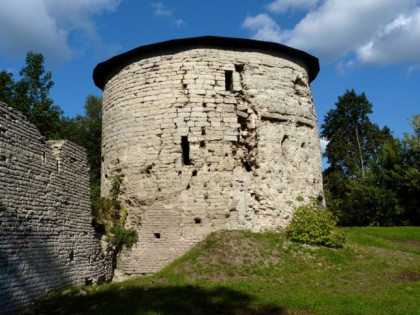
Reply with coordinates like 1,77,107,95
322,89,392,179
322,90,397,226
394,115,420,224
77,95,103,201
0,52,62,139
403,114,420,168
17,52,62,138
0,70,15,105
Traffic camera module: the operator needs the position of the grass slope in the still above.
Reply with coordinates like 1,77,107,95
26,227,420,315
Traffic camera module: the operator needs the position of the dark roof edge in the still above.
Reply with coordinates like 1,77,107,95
93,36,320,90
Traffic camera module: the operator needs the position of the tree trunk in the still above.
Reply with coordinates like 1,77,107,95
355,126,365,179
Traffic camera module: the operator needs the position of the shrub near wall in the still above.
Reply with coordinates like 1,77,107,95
286,198,345,248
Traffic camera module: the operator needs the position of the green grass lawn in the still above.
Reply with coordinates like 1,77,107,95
26,227,420,315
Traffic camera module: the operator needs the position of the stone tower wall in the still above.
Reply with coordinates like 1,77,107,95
101,47,323,276
0,103,113,314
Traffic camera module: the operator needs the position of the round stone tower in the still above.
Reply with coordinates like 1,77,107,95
93,36,323,277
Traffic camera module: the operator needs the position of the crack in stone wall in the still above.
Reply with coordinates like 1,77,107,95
101,48,323,278
0,102,113,314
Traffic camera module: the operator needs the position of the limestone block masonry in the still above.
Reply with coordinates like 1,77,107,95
93,36,323,277
0,103,113,314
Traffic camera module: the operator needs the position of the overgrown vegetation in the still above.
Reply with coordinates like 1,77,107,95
286,198,345,248
26,227,420,315
93,171,138,249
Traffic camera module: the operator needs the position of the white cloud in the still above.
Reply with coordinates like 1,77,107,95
243,0,420,68
266,0,319,13
355,9,420,66
173,19,186,27
151,2,185,27
0,0,121,64
151,2,173,17
242,14,283,42
320,137,329,154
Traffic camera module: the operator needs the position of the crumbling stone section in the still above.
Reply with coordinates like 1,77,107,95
94,36,323,277
0,102,113,314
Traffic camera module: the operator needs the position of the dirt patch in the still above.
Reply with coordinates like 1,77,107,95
394,270,420,282
387,239,420,248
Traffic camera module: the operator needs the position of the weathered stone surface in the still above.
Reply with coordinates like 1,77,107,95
0,103,113,314
97,38,323,278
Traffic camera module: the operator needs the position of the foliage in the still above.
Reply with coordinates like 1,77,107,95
110,225,138,249
0,52,63,138
28,227,420,315
339,179,403,226
404,114,420,161
0,70,15,105
382,115,420,225
321,89,392,179
286,199,345,248
58,95,103,204
92,171,138,250
322,90,419,226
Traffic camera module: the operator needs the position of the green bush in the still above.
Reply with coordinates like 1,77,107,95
110,225,138,249
92,171,138,250
92,197,115,227
286,199,345,248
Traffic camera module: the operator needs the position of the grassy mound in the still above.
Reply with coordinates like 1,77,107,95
26,227,420,315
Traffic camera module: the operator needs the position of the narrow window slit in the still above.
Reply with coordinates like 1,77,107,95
225,70,233,91
235,64,244,72
154,233,161,239
194,217,202,224
181,136,190,165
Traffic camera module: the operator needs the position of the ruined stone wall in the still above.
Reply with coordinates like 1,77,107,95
101,47,323,277
0,102,113,313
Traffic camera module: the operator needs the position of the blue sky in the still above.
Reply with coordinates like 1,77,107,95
0,0,419,146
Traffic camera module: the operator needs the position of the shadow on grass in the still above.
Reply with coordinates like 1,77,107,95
29,284,288,315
